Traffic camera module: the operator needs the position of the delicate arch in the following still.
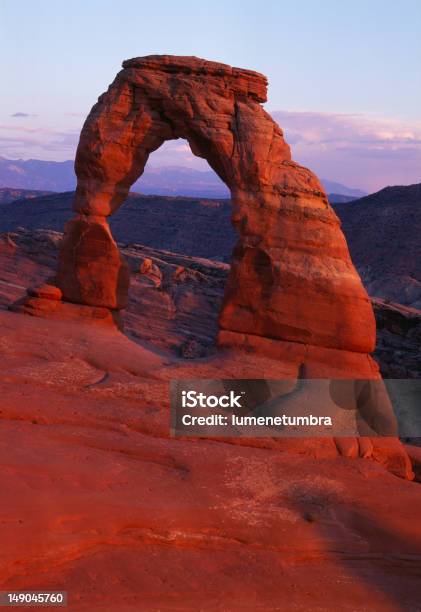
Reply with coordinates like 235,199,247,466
56,55,375,353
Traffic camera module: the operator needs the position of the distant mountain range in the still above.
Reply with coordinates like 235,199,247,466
0,183,419,307
133,165,229,198
0,192,233,261
327,193,359,204
320,180,366,198
0,187,53,205
334,183,421,309
0,156,366,200
0,158,75,192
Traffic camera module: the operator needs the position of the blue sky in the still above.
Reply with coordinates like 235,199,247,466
1,0,420,190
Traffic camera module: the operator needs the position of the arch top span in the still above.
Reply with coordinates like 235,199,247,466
73,53,292,218
57,55,376,355
122,54,269,102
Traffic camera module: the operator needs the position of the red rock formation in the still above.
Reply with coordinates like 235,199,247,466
56,55,375,356
1,228,415,479
28,283,62,301
51,56,408,470
0,309,420,608
58,216,129,309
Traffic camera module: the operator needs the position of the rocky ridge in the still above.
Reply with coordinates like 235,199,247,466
334,184,421,309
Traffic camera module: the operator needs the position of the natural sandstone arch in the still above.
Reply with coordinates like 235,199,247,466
56,55,375,354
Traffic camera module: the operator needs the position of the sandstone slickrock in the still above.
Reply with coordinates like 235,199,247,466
11,296,123,329
56,55,375,356
0,308,420,609
2,227,415,480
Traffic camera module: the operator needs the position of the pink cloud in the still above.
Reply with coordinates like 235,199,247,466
272,111,421,191
0,124,79,160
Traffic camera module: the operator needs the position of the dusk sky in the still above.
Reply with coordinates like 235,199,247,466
1,0,420,191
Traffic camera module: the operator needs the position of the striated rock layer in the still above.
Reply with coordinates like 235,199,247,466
56,55,375,357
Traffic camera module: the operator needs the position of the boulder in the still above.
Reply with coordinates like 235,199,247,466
28,283,62,301
139,257,163,287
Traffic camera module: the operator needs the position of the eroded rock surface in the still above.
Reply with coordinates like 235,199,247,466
57,216,129,309
1,227,420,608
56,55,375,357
0,310,420,610
3,228,420,378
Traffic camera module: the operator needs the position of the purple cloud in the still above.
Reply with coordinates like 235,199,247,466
0,125,80,161
272,111,421,191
